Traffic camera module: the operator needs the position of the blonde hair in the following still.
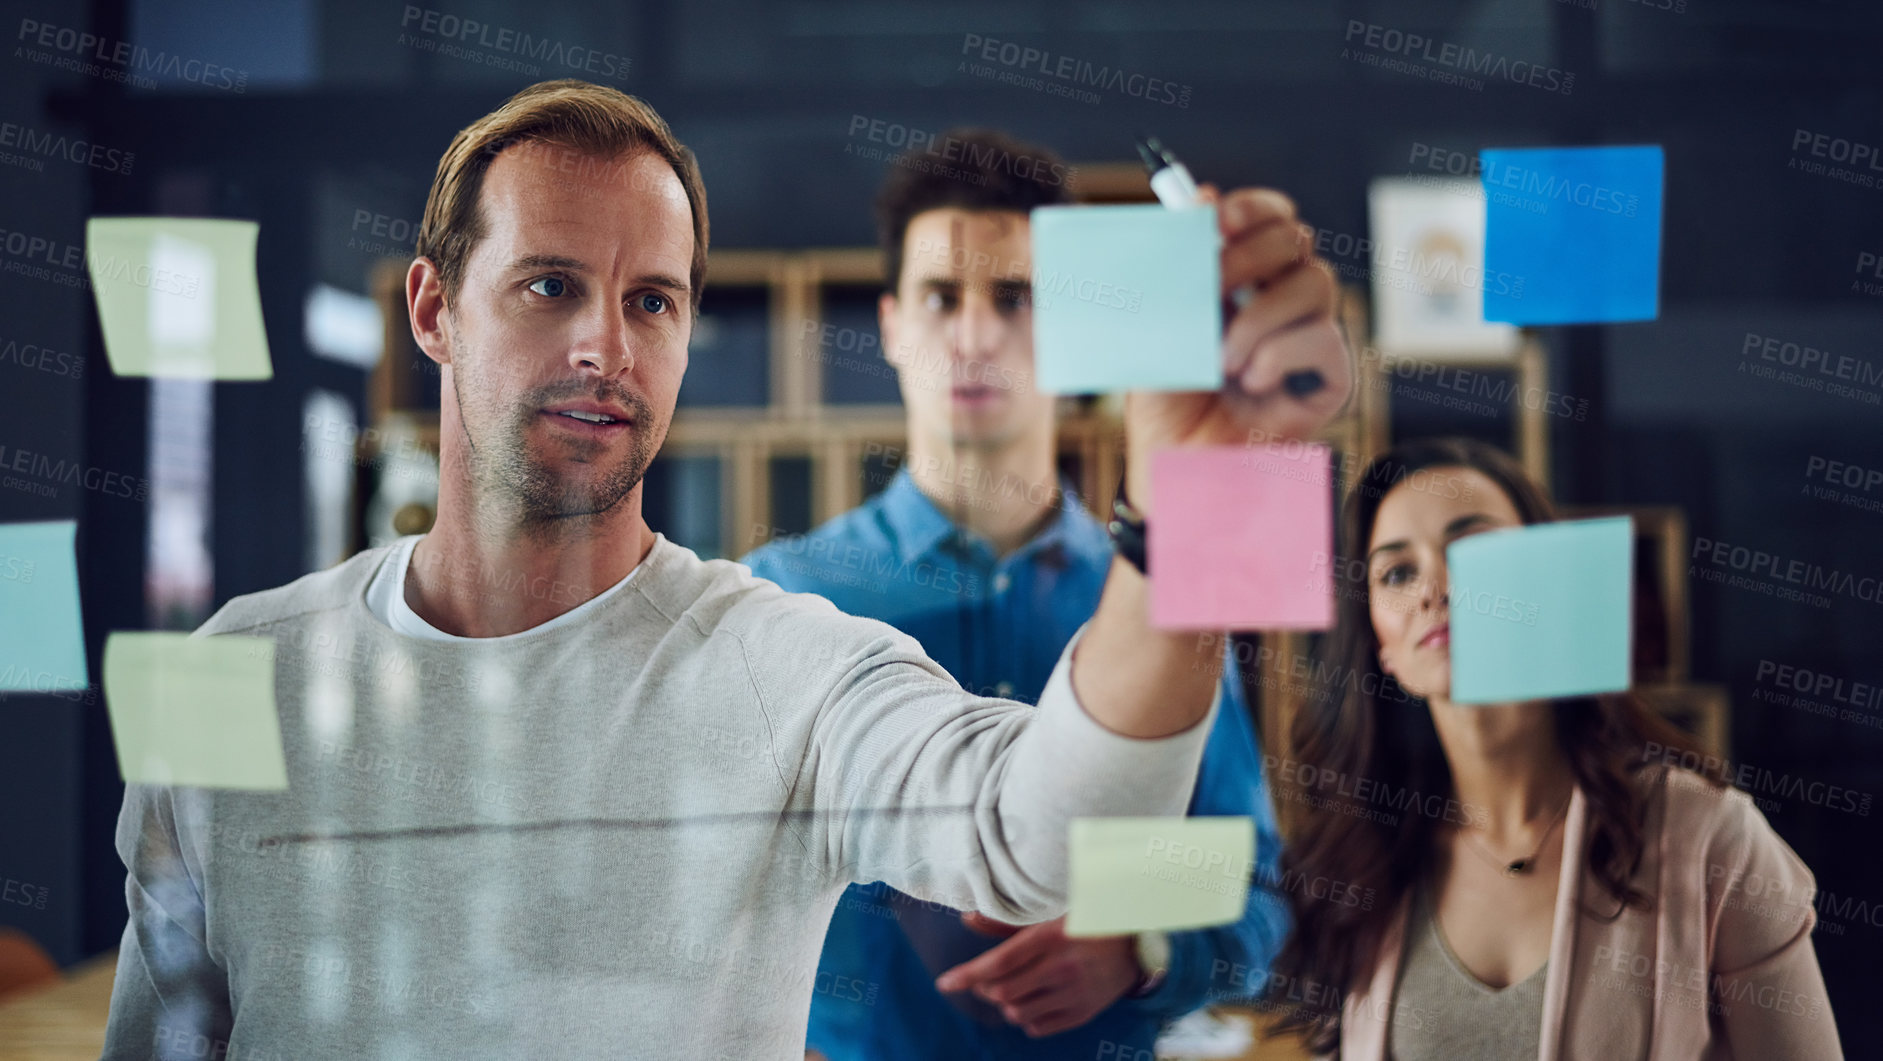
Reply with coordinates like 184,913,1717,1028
416,79,709,315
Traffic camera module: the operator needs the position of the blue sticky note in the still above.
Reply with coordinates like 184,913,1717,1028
1481,146,1664,325
1030,204,1221,393
1447,517,1632,704
0,521,88,694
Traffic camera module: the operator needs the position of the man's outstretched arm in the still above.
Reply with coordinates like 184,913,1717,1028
788,187,1349,922
1073,187,1350,739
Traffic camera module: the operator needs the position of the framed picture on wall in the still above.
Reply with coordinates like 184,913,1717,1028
1366,176,1521,359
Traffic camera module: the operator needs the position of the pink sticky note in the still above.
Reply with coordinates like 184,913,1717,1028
1149,445,1334,630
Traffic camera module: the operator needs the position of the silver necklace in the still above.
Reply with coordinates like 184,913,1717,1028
1459,796,1569,877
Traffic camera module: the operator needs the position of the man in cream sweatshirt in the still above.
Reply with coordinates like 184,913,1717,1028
101,79,1351,1060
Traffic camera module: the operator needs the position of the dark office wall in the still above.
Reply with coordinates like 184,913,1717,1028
0,2,101,966
1,0,1878,1046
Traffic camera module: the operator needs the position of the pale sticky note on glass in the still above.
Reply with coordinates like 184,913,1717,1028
103,632,288,789
85,217,273,380
0,521,88,694
1447,517,1634,704
1067,817,1253,937
1149,446,1334,630
1029,204,1221,394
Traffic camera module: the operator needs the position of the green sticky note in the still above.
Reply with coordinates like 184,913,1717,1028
103,632,288,789
1066,817,1253,937
1030,204,1222,394
1448,517,1634,704
0,521,88,694
85,217,273,380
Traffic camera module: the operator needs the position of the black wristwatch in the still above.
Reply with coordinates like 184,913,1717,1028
1107,473,1148,575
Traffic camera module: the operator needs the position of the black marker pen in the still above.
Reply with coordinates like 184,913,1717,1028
1136,135,1326,398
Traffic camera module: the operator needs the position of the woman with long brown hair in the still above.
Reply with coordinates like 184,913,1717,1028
1268,438,1839,1059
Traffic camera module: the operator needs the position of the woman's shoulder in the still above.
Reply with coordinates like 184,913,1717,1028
1641,765,1827,976
1644,762,1759,842
1639,763,1816,895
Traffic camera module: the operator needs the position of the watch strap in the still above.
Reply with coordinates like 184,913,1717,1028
1107,473,1148,575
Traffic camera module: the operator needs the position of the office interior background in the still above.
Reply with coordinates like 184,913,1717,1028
1,0,1880,1053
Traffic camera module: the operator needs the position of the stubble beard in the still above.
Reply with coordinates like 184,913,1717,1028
453,364,659,528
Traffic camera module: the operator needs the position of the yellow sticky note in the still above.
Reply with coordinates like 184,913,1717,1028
103,633,287,789
1066,817,1253,937
85,217,273,380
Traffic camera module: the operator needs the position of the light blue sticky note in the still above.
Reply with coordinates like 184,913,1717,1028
0,521,88,694
85,217,274,380
1030,204,1221,393
103,633,288,789
1448,517,1633,704
1481,146,1664,325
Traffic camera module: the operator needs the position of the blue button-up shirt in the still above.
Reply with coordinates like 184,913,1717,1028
743,468,1290,1061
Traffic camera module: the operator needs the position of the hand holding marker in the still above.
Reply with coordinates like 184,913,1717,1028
1135,136,1327,399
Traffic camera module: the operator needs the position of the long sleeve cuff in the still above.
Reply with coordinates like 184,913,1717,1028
991,624,1220,917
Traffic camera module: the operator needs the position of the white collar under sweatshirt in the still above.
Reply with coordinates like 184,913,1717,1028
363,534,641,642
102,533,1214,1060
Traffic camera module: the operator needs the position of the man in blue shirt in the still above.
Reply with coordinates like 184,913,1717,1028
743,129,1290,1060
